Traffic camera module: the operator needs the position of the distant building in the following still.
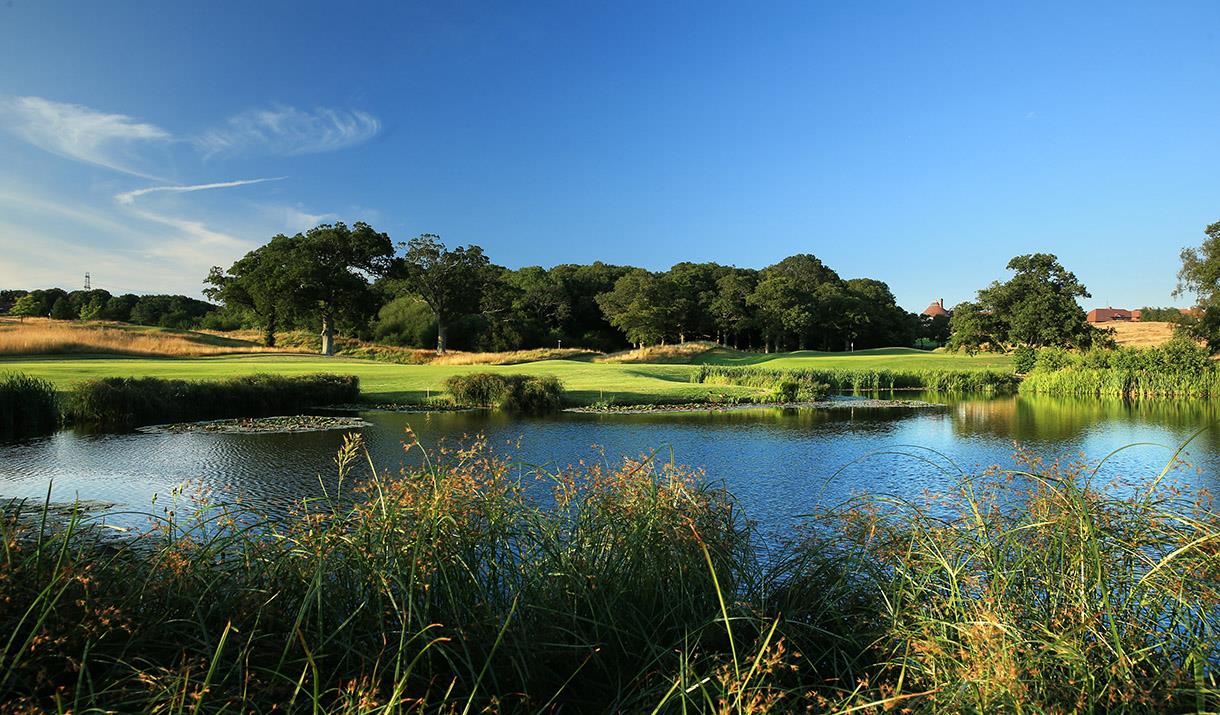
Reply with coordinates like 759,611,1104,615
921,299,949,319
1087,307,1135,323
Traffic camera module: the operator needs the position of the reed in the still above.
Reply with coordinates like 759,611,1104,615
444,372,565,412
1020,338,1220,397
2,437,1217,712
65,373,360,428
694,365,1020,394
0,372,58,435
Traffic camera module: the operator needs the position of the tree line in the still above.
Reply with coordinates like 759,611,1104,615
202,223,929,354
1,288,218,329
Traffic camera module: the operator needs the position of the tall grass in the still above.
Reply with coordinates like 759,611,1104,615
65,373,360,428
0,372,58,435
1021,338,1220,398
595,341,719,364
695,365,1020,394
0,318,295,357
444,372,565,412
2,437,1218,712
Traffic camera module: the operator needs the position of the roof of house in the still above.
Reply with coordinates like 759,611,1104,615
1087,307,1133,322
921,299,949,318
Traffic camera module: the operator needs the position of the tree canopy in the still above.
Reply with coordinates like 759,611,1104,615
397,235,492,354
948,253,1100,351
1175,220,1220,349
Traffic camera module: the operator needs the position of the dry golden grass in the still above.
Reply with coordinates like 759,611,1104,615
1103,321,1182,347
595,341,719,364
0,318,300,357
431,347,599,365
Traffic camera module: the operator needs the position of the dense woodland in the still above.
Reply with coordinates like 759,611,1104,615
8,218,1218,355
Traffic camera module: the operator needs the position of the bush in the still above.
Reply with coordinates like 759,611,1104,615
66,373,359,428
0,372,58,435
1011,345,1036,373
1021,339,1220,397
444,372,564,413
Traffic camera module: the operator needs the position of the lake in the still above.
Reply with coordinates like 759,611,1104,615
3,392,1219,534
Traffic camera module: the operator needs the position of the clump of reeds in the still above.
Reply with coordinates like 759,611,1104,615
444,372,565,412
1021,337,1220,397
0,372,58,435
694,365,1020,394
3,436,1218,712
65,373,360,428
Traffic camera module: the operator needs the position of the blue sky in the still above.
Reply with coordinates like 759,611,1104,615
1,1,1217,312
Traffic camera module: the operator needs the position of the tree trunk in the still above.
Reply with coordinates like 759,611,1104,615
320,314,335,356
264,310,277,348
436,321,449,355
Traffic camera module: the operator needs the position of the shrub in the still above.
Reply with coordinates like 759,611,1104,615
66,373,359,428
1021,339,1220,397
444,372,565,412
1011,345,1036,373
0,372,58,435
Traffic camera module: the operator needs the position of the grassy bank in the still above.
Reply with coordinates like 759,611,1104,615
2,437,1217,712
696,364,1020,393
0,347,1013,408
66,373,360,428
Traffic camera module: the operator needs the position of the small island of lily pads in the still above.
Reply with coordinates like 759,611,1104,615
138,415,372,435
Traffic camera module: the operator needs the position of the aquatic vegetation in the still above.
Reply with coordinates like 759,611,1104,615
0,372,58,435
1021,338,1220,397
2,436,1218,712
65,373,360,428
694,364,1020,394
444,372,565,412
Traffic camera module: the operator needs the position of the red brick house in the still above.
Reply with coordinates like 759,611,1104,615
1087,307,1135,323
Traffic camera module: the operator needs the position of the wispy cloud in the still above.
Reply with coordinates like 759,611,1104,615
114,177,285,205
0,96,171,177
196,106,380,157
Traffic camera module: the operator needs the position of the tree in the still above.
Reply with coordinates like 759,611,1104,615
207,223,393,353
9,294,42,321
79,295,105,321
595,269,678,347
710,269,756,348
950,253,1097,350
1175,220,1220,350
398,234,491,354
49,296,74,320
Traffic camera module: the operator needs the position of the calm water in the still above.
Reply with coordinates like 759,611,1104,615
2,392,1219,532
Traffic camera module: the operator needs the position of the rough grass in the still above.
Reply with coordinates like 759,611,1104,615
3,437,1218,712
65,373,360,428
1107,320,1183,347
696,364,1021,393
0,318,297,357
595,341,720,364
0,372,58,435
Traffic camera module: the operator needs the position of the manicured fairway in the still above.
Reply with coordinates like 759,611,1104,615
1,347,1013,405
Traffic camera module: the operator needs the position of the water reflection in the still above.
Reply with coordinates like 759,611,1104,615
1,394,1216,534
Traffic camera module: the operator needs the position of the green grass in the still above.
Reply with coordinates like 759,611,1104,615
0,347,1014,406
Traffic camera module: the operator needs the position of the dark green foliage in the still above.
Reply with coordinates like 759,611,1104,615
443,372,564,412
949,254,1102,351
66,374,360,428
49,297,74,320
695,365,1019,394
397,234,492,354
0,373,58,435
1137,306,1190,323
1012,345,1036,373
